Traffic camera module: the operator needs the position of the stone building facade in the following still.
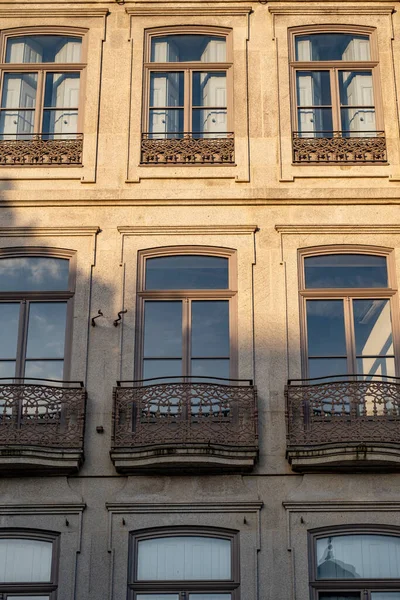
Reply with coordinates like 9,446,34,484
0,0,400,599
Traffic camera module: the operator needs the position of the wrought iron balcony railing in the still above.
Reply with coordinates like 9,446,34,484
0,133,83,165
111,376,258,471
292,131,387,164
286,375,400,470
141,132,234,164
0,378,86,473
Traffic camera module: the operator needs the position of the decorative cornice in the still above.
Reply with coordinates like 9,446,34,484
275,224,400,235
118,225,258,235
0,226,100,237
106,501,264,513
269,5,394,14
126,6,252,16
0,8,109,18
283,501,400,512
0,503,86,514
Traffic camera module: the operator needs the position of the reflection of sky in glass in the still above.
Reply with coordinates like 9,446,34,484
192,301,229,357
26,302,67,358
317,535,400,579
24,360,64,382
146,256,228,290
144,301,182,358
0,303,19,359
305,255,388,288
0,257,69,291
307,300,346,356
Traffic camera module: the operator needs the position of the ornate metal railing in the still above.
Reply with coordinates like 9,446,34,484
112,377,258,450
0,133,83,165
0,378,86,448
286,375,400,447
292,131,386,163
141,132,234,164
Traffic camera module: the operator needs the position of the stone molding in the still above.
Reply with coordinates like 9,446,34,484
0,226,100,237
0,503,86,514
269,5,394,15
126,6,252,16
0,8,109,18
283,501,400,512
106,501,263,513
275,224,400,235
118,225,258,235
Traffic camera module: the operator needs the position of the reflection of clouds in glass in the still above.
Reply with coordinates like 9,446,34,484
0,258,69,291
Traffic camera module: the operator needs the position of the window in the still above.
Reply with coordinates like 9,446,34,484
309,527,400,600
290,27,386,163
299,247,398,381
128,528,239,599
141,28,234,164
0,250,75,381
0,529,59,599
136,248,236,383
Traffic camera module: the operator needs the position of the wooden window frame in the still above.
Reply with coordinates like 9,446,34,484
289,25,384,135
135,246,238,380
128,526,240,600
0,26,88,138
298,245,400,379
0,528,60,599
308,525,400,600
0,247,76,382
142,26,234,136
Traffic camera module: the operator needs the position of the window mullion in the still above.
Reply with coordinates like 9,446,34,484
15,299,28,379
185,69,191,134
331,68,341,133
34,69,45,135
345,296,357,377
183,298,191,378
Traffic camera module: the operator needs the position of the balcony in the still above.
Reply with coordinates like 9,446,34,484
0,133,83,166
110,377,258,472
0,378,86,474
286,375,400,472
141,132,234,164
292,131,387,164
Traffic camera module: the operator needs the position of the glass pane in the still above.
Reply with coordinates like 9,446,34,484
309,358,348,380
319,595,360,600
143,359,182,382
144,301,182,358
0,538,52,582
151,35,226,62
191,359,230,380
42,109,79,137
192,301,229,357
297,108,333,137
137,536,231,580
371,594,400,600
339,72,374,106
357,357,395,380
192,72,226,106
0,257,69,291
6,36,82,63
24,360,64,381
316,534,400,579
149,109,184,138
44,73,80,107
297,72,331,105
189,596,231,600
0,304,20,359
192,109,227,137
341,108,376,136
1,74,37,108
304,255,388,288
150,73,184,107
307,300,346,357
353,300,393,356
146,256,229,290
0,361,16,378
137,596,179,600
0,110,35,139
295,34,371,61
26,302,67,359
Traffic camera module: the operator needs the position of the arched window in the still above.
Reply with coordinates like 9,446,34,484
0,29,85,143
128,527,239,599
0,529,59,598
299,247,398,381
289,26,386,163
0,249,75,381
141,27,234,164
135,247,237,383
309,526,400,600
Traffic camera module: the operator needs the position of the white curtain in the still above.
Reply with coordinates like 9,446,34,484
0,539,52,582
201,38,226,62
48,73,80,136
137,536,231,581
